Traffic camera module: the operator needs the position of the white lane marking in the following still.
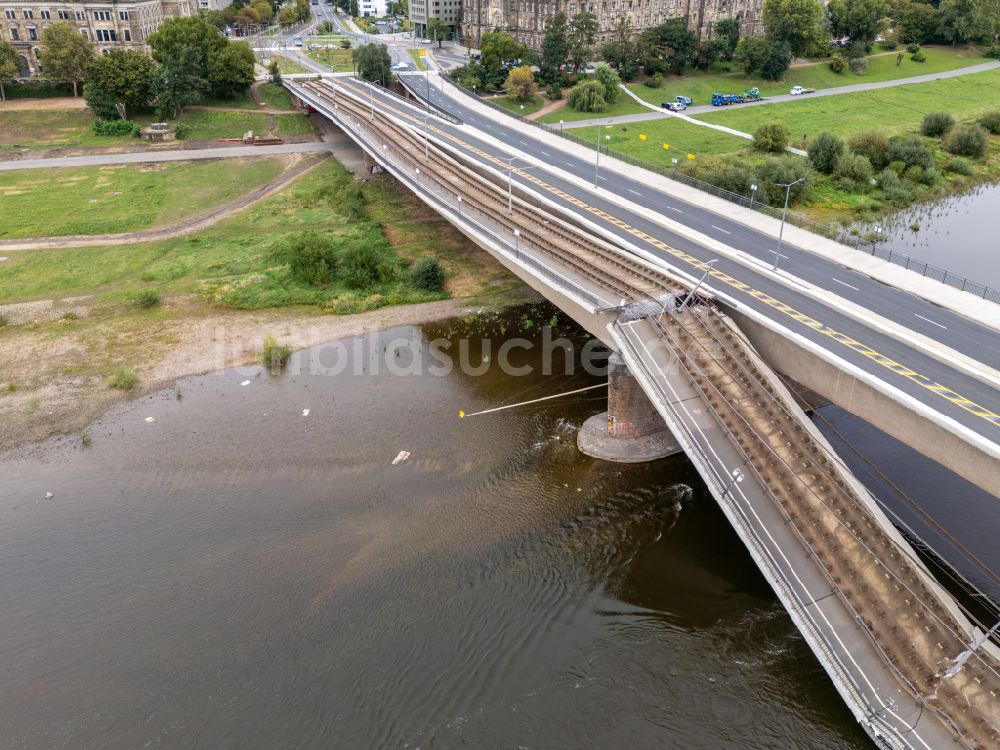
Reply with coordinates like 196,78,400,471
914,313,947,330
711,225,730,235
832,278,859,292
598,175,608,181
540,150,550,156
518,140,528,145
628,188,642,196
668,206,683,213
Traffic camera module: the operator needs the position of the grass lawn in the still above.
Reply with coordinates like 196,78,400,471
597,117,750,158
407,48,428,70
0,110,141,152
0,158,285,240
627,45,988,108
0,160,511,310
536,94,647,123
176,110,271,140
492,94,546,117
199,91,258,109
272,56,310,75
275,113,315,136
257,82,296,111
303,47,354,72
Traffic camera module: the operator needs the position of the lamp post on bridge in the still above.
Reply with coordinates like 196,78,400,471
772,177,806,271
678,258,718,310
749,182,757,211
500,155,523,215
593,121,611,186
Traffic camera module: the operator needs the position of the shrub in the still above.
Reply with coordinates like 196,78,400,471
702,160,756,195
173,122,191,139
911,51,926,63
849,56,868,76
835,152,873,186
92,119,141,137
919,167,939,185
752,121,789,153
260,335,292,368
133,289,160,309
876,168,913,203
977,111,1000,134
888,159,906,175
904,164,924,182
985,45,1000,60
757,156,812,205
829,52,847,73
920,112,954,137
545,83,563,100
107,367,139,391
644,73,663,88
281,231,339,286
946,157,973,175
849,131,890,170
566,80,607,112
0,314,8,327
906,43,920,54
410,258,445,292
504,65,536,103
880,39,898,50
887,135,933,169
342,244,394,289
944,124,988,158
807,132,845,174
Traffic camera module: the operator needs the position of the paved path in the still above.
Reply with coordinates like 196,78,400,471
0,142,332,171
564,59,1000,129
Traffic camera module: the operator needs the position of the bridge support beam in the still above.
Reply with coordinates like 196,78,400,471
578,352,682,462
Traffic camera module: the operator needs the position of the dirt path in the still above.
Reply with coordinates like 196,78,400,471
526,98,566,121
0,97,87,111
0,153,329,252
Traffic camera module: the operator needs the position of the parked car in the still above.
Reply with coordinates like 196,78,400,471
790,86,816,96
662,101,686,111
675,95,693,105
294,37,303,47
584,63,597,74
421,38,432,44
391,61,410,70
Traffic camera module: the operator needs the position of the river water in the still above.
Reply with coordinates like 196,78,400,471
5,305,991,749
871,180,1000,290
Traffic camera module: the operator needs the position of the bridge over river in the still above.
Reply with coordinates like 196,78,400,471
285,76,1000,749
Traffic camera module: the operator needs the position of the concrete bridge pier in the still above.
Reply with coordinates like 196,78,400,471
578,352,682,462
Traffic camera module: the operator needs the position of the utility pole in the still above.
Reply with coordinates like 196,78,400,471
773,177,805,271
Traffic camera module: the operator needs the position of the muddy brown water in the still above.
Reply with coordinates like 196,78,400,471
8,304,988,749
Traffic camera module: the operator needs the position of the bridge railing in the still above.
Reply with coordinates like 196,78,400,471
439,75,1000,304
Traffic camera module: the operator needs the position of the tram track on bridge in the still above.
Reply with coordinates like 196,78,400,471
299,78,1000,748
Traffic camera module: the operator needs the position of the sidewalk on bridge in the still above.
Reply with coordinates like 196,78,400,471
437,80,1000,339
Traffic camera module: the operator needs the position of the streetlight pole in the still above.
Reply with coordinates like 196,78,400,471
773,177,805,271
457,195,462,216
513,228,520,256
594,123,602,186
559,119,563,137
749,182,758,211
423,112,429,162
501,155,521,214
678,258,718,310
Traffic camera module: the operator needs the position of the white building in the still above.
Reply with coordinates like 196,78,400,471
358,0,385,18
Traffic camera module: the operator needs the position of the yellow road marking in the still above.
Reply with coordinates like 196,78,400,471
331,80,1000,429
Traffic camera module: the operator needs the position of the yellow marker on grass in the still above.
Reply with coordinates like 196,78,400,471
639,133,647,141
662,143,669,150
687,153,696,160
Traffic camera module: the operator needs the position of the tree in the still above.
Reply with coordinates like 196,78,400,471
761,40,792,79
151,44,208,119
352,43,391,84
40,22,94,97
734,36,770,76
479,30,526,86
639,18,698,75
594,62,620,103
427,18,448,46
715,17,742,60
936,0,977,45
973,0,1000,43
568,12,598,70
695,37,730,69
600,18,640,80
148,15,226,69
807,132,845,173
269,59,282,84
566,79,607,112
83,49,154,119
753,121,790,152
826,0,891,47
0,39,18,101
763,0,825,56
898,2,937,43
504,65,535,102
208,42,255,99
540,11,569,83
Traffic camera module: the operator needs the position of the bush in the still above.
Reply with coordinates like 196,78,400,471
829,52,847,73
906,43,920,54
876,168,913,203
752,121,789,153
281,231,338,286
944,124,988,158
985,45,1000,60
342,244,394,289
644,74,663,88
504,65,536,103
919,166,939,185
835,152,874,186
880,39,898,50
848,131,890,170
849,56,868,76
807,132,845,174
911,51,926,63
107,367,139,391
920,112,954,137
887,135,933,169
92,119,141,137
904,164,924,182
133,289,160,309
410,258,445,292
566,80,608,112
977,111,1000,135
260,335,292,368
702,160,756,195
545,83,563,100
173,122,191,139
757,156,813,205
945,157,973,175
0,314,8,327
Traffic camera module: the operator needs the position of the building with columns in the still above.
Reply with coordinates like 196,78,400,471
460,0,763,51
0,0,194,77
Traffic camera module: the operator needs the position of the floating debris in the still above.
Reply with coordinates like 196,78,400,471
145,416,155,423
302,409,310,417
391,450,411,465
241,380,251,386
44,492,54,500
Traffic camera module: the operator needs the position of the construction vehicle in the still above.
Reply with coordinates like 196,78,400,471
711,92,744,106
743,87,762,101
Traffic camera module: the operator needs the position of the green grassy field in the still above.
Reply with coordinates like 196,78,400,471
627,45,987,108
304,47,354,72
275,113,315,136
272,55,310,74
536,94,647,123
493,94,546,117
176,110,272,140
0,160,507,310
257,82,296,110
0,158,285,239
0,110,139,152
199,90,259,109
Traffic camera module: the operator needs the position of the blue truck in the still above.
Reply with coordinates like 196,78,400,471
711,92,744,106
